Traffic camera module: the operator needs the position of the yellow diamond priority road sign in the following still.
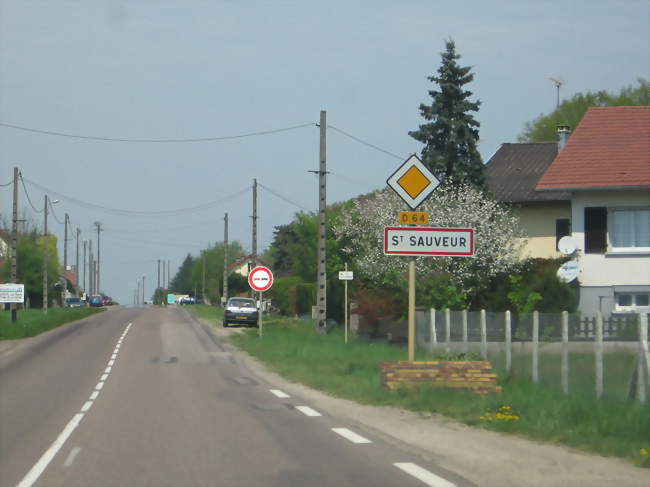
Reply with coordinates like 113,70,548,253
387,155,440,209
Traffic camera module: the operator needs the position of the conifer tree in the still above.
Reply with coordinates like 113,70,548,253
409,40,485,188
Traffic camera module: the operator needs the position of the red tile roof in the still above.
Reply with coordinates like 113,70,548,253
537,106,650,190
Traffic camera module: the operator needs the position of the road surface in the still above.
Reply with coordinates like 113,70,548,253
0,307,470,487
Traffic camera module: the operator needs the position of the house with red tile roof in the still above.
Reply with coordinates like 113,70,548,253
485,141,571,258
537,106,650,317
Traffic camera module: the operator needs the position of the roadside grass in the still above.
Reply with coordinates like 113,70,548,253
230,317,650,467
187,304,224,323
0,307,104,340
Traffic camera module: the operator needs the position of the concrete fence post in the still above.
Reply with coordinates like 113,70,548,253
505,310,512,374
429,308,437,354
532,311,539,383
462,309,468,355
595,312,604,398
480,309,487,360
561,310,569,395
638,313,649,403
445,308,451,355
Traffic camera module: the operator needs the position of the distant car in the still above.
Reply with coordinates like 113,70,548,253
180,297,195,305
89,295,103,307
102,297,113,306
64,297,83,308
223,297,258,327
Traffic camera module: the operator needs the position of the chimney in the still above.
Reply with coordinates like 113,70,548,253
557,125,571,152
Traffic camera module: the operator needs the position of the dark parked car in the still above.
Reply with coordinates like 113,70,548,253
89,295,103,307
102,297,113,306
223,297,258,327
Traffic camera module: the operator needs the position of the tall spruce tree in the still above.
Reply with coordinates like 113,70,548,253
409,40,485,188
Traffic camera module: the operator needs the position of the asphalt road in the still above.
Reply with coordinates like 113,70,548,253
0,307,471,487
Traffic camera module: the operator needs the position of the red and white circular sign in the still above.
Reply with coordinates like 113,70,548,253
248,266,274,292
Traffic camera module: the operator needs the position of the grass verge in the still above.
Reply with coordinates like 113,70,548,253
0,307,104,340
186,304,224,323
229,316,650,468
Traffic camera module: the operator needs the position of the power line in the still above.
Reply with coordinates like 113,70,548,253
327,124,404,160
0,179,12,187
0,122,316,143
48,198,64,224
258,183,313,213
22,177,250,216
19,174,43,214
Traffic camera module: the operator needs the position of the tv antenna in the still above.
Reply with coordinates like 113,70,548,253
549,77,564,109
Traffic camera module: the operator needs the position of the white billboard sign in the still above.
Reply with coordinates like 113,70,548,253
0,283,25,303
384,227,474,256
338,271,354,280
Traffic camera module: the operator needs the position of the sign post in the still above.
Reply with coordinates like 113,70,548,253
338,265,354,344
248,266,274,338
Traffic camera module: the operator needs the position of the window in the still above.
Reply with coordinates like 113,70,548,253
615,293,650,312
584,207,607,253
609,208,650,251
555,218,571,250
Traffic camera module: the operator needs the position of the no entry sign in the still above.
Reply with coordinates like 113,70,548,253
248,266,274,292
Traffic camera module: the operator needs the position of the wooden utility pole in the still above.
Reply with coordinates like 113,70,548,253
223,213,228,305
62,213,69,301
316,110,327,330
201,251,206,301
157,259,161,290
83,240,87,296
11,167,18,321
94,222,103,295
88,241,93,295
162,258,166,291
142,276,145,306
43,195,49,312
252,179,258,264
167,260,170,289
75,228,80,296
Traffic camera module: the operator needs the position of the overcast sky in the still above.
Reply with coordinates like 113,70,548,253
1,0,648,306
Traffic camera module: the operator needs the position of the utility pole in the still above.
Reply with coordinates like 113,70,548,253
43,195,49,313
157,259,161,290
75,228,80,296
94,222,103,295
223,213,228,305
88,241,93,295
252,179,258,264
11,167,18,321
83,240,87,296
202,251,206,301
167,260,170,289
62,213,69,301
137,280,140,308
316,110,327,330
142,276,145,306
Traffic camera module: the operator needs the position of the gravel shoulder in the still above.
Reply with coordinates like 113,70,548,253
201,316,648,487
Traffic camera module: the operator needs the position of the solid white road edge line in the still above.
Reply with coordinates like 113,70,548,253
270,389,290,399
16,413,84,487
393,462,457,487
89,391,99,401
80,401,93,413
331,428,371,444
296,406,322,417
63,447,81,468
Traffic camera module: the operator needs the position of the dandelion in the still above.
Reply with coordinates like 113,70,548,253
641,448,649,456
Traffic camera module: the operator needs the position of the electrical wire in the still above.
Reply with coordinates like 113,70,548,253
0,122,316,143
19,174,44,214
327,124,404,160
0,179,12,187
22,177,250,216
258,183,313,213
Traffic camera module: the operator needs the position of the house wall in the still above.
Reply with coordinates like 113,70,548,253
514,203,571,259
572,190,650,316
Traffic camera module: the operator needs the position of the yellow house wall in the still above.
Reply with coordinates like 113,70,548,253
513,203,571,259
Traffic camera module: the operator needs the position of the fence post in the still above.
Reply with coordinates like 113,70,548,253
638,313,649,403
595,312,604,398
480,309,487,360
462,309,468,355
532,311,539,383
429,308,437,354
505,310,512,374
445,308,451,355
561,310,569,395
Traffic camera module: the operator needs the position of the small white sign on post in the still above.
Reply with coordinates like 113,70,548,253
0,284,25,303
338,271,354,281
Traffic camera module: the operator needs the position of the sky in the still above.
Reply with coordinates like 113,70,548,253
1,0,648,306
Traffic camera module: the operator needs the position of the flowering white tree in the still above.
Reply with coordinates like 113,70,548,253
334,184,523,304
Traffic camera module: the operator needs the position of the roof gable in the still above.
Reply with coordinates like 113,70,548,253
537,106,650,190
484,142,570,202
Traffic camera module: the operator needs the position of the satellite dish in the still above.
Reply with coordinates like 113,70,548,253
558,236,577,255
557,259,580,283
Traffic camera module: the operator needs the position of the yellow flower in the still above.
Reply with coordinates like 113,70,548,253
641,448,649,456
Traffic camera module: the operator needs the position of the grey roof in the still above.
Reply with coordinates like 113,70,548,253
484,142,571,203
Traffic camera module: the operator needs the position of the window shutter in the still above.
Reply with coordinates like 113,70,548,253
584,207,607,253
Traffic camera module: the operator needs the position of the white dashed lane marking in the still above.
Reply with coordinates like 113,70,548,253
296,406,322,417
80,401,92,413
394,462,457,487
331,428,371,444
89,391,99,401
270,389,290,399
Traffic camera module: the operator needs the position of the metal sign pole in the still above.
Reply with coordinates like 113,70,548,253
408,257,416,361
344,263,348,345
258,291,263,338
